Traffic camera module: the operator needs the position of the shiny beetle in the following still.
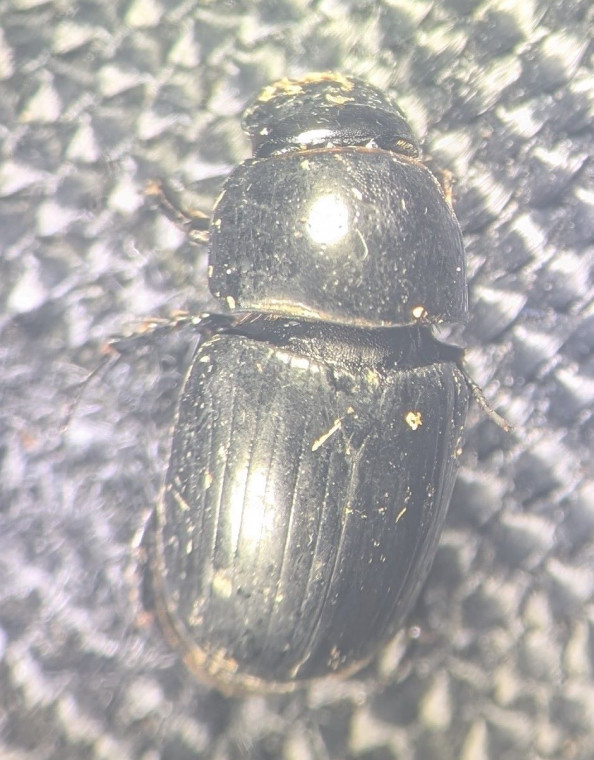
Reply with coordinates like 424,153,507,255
142,73,489,694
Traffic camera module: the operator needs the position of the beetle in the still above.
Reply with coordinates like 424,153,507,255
140,72,506,694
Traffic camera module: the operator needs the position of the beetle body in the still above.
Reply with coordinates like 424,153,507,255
145,73,470,692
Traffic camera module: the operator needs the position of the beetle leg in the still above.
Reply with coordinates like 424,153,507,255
62,349,122,433
64,312,235,431
107,311,238,354
457,362,512,432
145,179,210,244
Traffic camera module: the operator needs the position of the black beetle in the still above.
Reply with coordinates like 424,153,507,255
141,73,503,694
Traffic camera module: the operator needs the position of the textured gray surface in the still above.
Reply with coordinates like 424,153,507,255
1,1,593,759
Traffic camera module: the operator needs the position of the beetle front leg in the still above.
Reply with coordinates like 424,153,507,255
145,179,210,244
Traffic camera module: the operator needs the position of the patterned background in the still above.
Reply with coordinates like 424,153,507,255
1,1,593,758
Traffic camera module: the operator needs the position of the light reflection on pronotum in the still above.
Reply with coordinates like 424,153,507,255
306,193,349,247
